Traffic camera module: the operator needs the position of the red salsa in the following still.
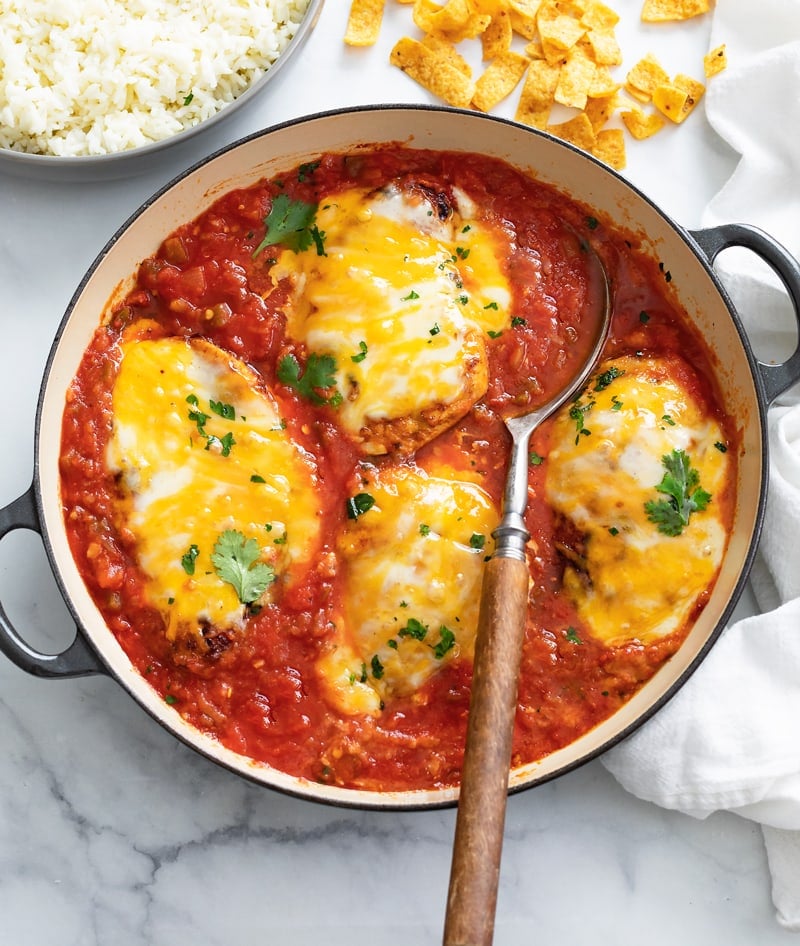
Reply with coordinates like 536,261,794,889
59,147,736,792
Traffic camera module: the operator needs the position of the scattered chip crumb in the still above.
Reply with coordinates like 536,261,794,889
346,0,726,171
704,43,727,78
641,0,710,23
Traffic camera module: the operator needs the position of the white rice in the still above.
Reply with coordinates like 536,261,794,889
0,0,311,156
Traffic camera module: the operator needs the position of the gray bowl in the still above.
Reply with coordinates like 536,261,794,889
0,0,324,182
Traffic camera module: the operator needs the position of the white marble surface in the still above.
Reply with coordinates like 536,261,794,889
0,1,796,943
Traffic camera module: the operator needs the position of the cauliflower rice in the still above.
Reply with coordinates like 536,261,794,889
0,0,312,157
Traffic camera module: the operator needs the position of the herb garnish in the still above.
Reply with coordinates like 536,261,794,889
346,492,376,520
277,352,342,407
433,626,456,659
398,618,428,641
569,396,595,445
181,544,199,575
253,194,325,258
351,341,368,363
644,449,711,536
211,529,275,605
593,366,625,392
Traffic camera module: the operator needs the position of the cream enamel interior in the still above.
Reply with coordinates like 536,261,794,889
35,107,764,808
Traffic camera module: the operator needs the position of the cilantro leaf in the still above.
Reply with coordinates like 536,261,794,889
346,492,375,520
276,352,342,407
211,529,275,605
252,194,322,257
644,449,712,537
398,618,428,641
433,625,456,659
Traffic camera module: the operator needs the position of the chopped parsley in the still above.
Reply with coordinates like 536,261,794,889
487,329,503,339
398,618,428,641
714,441,728,453
297,160,320,182
181,544,199,575
511,316,526,327
186,394,236,455
429,322,441,336
419,523,431,536
346,492,376,520
402,289,420,301
639,311,650,324
205,431,235,457
469,533,486,550
569,396,595,445
351,341,368,363
564,626,582,644
593,366,625,392
644,449,711,537
211,529,275,606
529,451,544,466
277,352,342,407
209,399,235,420
433,626,456,659
371,655,385,680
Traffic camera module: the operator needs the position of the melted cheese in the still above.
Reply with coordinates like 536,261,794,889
107,334,321,639
318,462,499,715
276,184,513,451
546,355,730,645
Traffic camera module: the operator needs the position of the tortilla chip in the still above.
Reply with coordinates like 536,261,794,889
421,31,473,76
481,9,514,59
580,0,620,29
390,36,476,107
554,45,596,109
641,0,710,22
344,0,386,46
523,35,546,59
593,127,626,169
547,111,597,151
620,103,666,138
538,11,586,52
413,0,473,35
588,64,620,97
472,49,531,110
584,93,617,131
585,27,622,65
704,43,727,78
652,73,704,122
515,58,560,128
625,53,670,102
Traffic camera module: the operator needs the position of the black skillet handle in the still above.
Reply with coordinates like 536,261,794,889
0,485,106,678
690,224,800,405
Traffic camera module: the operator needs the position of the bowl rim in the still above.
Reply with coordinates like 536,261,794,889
28,104,770,809
0,0,325,173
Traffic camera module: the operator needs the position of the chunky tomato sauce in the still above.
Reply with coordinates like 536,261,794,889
60,148,736,792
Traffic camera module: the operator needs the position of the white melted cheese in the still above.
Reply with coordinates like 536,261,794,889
546,354,731,645
276,183,513,441
317,462,499,716
107,334,321,640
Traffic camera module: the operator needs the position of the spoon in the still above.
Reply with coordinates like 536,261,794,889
443,243,612,946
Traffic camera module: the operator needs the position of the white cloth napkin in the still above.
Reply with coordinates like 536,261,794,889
601,0,800,931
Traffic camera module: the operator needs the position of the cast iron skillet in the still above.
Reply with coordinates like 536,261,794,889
1,106,800,810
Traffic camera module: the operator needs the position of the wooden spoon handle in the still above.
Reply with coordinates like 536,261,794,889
443,554,530,946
